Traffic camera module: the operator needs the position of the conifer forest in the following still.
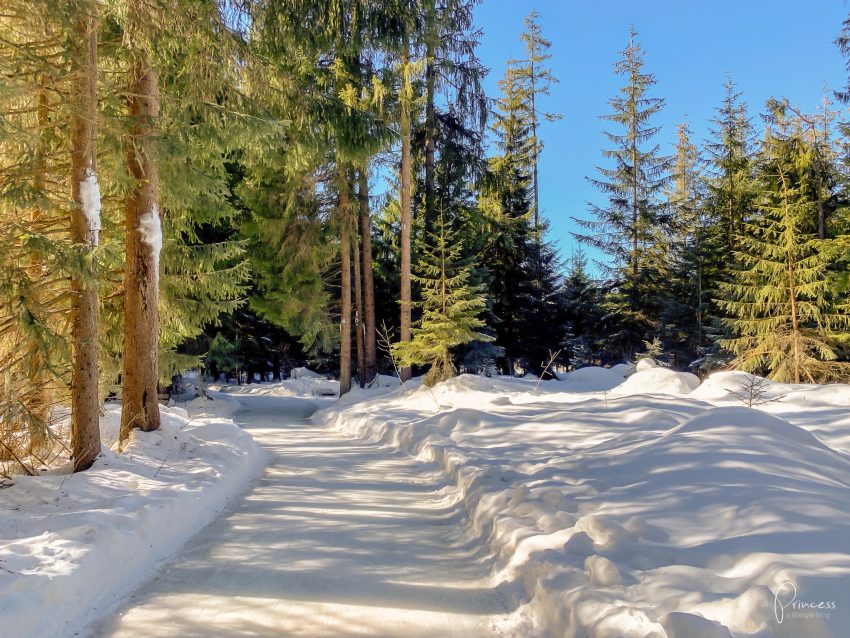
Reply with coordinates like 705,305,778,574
3,3,850,638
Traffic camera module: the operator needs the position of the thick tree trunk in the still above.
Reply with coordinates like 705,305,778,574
69,3,102,471
353,212,365,389
358,170,378,383
399,37,413,382
339,166,352,396
26,74,51,452
120,30,161,444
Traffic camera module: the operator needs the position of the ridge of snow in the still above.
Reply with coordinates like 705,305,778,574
316,372,850,637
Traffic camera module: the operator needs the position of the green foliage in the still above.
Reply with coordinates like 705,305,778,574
718,118,850,383
574,27,671,360
394,208,490,386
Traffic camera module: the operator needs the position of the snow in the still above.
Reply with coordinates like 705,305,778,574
316,371,850,638
5,365,850,637
138,204,162,281
612,366,701,396
210,372,401,400
88,394,516,637
0,398,263,638
79,165,101,245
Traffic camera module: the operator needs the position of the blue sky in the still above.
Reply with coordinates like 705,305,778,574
473,0,850,271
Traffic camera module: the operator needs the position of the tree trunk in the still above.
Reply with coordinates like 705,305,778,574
26,74,51,453
399,36,413,382
69,2,102,471
353,210,365,389
530,57,539,233
120,20,161,444
424,54,436,232
358,170,377,383
339,165,352,396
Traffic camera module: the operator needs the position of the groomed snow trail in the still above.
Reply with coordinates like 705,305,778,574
90,395,515,637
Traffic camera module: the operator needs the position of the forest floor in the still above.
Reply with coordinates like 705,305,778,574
87,394,519,638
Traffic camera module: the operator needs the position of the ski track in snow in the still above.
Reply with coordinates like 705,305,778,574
88,394,516,638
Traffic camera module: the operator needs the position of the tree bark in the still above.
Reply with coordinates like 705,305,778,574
530,56,540,233
358,170,377,383
338,165,352,396
425,55,436,232
399,36,413,382
69,2,102,471
353,209,365,388
120,18,161,444
26,73,51,452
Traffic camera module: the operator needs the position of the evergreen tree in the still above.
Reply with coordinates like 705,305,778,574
575,27,671,359
704,78,755,266
718,115,850,382
562,250,604,368
481,62,567,375
68,0,101,470
395,207,489,386
660,122,708,367
513,10,561,232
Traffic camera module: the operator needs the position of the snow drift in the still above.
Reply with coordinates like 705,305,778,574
316,371,850,638
0,399,262,638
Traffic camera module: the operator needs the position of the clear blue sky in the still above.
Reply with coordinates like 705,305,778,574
474,0,850,271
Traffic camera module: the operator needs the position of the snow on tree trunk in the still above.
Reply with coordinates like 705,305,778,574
120,37,161,444
69,3,102,472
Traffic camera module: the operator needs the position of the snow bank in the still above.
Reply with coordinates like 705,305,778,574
558,365,632,391
316,372,850,637
612,366,701,396
0,401,263,638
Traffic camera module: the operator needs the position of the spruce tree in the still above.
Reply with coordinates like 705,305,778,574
514,9,561,232
575,27,670,359
718,116,850,383
394,207,489,386
661,122,708,367
562,250,604,368
69,0,102,470
121,0,163,442
704,78,755,266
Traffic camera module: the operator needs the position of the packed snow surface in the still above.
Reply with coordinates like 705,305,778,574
316,368,850,637
0,397,262,638
89,395,515,637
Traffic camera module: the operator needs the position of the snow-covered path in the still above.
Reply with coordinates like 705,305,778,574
90,394,514,637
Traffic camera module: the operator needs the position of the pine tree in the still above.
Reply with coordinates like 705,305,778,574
513,10,561,232
480,62,567,375
718,116,850,383
563,250,604,368
398,30,415,383
120,0,163,442
704,78,755,266
394,207,489,386
661,122,708,367
68,0,102,470
575,27,670,359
